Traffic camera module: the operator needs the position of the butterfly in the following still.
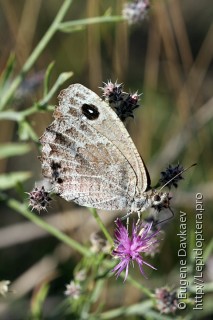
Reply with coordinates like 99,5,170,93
39,84,169,218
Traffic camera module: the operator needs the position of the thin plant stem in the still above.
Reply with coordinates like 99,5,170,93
95,300,173,320
0,0,72,110
126,274,153,298
58,15,125,31
8,198,91,257
89,208,114,246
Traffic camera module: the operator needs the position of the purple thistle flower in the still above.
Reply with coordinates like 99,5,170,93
112,219,160,281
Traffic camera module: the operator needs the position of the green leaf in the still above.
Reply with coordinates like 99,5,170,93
18,121,38,141
31,282,50,319
0,110,23,121
58,25,85,33
0,0,73,111
44,61,55,96
0,53,16,91
0,172,31,190
58,16,125,32
0,143,31,159
39,71,73,106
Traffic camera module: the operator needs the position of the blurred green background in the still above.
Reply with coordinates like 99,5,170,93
0,0,212,319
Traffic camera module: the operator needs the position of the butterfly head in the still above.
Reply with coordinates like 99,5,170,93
132,189,171,214
150,190,172,212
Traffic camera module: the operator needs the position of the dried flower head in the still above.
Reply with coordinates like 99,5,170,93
113,92,141,121
64,280,81,299
75,269,86,282
27,185,52,212
112,219,160,281
100,80,123,99
159,163,184,189
100,81,141,121
155,287,178,314
0,280,10,297
90,232,111,254
122,0,150,25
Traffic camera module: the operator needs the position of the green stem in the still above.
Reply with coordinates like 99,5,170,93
58,15,125,31
0,0,72,110
20,104,38,119
98,301,153,319
126,274,153,298
89,208,114,246
8,198,91,257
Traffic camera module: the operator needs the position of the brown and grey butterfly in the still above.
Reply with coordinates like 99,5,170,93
39,84,167,217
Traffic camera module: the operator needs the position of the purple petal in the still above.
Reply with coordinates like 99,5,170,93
124,262,129,282
142,259,157,270
112,258,130,279
136,258,147,279
115,219,129,241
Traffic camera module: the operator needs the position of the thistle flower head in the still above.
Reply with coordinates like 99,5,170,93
155,287,178,314
111,219,160,281
100,80,123,100
100,81,141,121
27,185,52,212
159,163,184,189
64,281,81,299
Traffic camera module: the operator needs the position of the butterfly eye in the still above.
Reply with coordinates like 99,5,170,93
153,194,161,202
81,104,100,120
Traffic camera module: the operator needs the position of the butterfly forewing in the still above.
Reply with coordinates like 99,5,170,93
39,84,148,210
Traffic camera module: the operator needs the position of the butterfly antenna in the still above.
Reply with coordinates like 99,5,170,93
159,163,197,191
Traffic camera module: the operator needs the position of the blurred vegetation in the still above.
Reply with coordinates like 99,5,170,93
0,0,212,319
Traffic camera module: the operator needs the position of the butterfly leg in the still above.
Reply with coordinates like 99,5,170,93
136,211,141,225
120,211,132,230
126,216,129,231
121,210,132,221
